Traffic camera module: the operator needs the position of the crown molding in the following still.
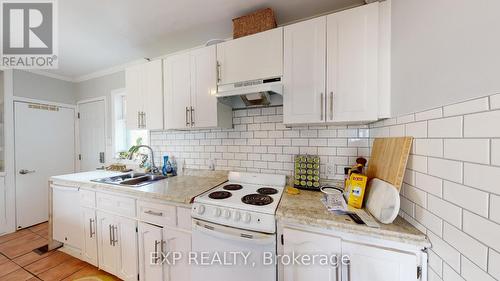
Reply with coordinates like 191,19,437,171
73,59,147,83
24,70,76,82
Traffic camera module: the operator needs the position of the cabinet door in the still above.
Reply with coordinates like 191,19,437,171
125,63,144,130
190,45,218,128
164,52,192,130
327,3,379,122
97,211,119,274
164,228,191,281
283,228,341,281
52,185,83,250
143,60,164,130
81,207,98,266
116,217,139,281
283,17,327,125
341,241,418,281
138,222,164,281
0,177,6,234
217,27,283,85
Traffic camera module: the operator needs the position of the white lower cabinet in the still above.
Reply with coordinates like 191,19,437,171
97,210,138,281
0,177,6,234
139,222,164,281
281,227,421,281
341,241,417,281
283,228,341,281
81,207,98,266
52,184,83,250
138,220,192,281
164,228,191,281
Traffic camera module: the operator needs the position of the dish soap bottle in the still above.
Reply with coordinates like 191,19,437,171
162,156,169,176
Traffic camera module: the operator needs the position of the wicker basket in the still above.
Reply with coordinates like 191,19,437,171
232,8,277,39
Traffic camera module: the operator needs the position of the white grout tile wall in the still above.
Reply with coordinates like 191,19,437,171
150,106,370,179
370,93,500,281
152,94,500,281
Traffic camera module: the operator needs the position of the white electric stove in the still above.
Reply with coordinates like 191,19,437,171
191,171,286,281
192,171,286,233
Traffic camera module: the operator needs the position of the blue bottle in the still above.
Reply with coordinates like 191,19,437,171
162,156,169,176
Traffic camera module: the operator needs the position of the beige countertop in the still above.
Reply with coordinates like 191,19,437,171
50,169,228,205
277,182,429,247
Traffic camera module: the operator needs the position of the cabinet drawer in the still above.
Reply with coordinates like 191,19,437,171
96,193,136,217
137,200,176,227
177,207,192,231
80,190,96,208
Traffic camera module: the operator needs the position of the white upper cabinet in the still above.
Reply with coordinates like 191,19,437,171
217,27,283,85
125,63,143,130
190,45,219,128
164,45,232,130
164,52,192,130
326,3,379,122
284,2,388,125
143,60,164,130
125,60,164,130
283,17,327,125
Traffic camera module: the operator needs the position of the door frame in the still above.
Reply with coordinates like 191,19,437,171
76,96,108,172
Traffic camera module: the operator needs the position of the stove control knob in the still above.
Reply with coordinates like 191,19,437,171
233,211,241,221
197,205,205,215
243,213,251,223
214,208,221,217
223,209,231,219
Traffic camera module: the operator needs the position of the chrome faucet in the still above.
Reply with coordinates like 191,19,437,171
128,145,159,174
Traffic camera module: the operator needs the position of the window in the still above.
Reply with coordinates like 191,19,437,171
112,89,148,158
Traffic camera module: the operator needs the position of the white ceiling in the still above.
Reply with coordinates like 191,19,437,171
52,0,364,80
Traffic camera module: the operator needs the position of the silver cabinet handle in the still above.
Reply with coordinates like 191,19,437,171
19,169,36,175
216,61,221,83
144,210,163,217
112,225,118,245
109,224,113,245
89,218,95,238
330,92,334,120
190,106,195,127
142,112,147,128
185,107,190,127
154,240,161,264
320,93,324,120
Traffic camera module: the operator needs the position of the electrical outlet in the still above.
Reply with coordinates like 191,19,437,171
326,164,335,176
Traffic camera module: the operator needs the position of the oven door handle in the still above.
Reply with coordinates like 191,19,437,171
192,220,275,245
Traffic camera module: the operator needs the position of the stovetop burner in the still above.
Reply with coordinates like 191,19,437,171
223,184,243,191
209,191,232,199
257,187,278,195
241,194,274,206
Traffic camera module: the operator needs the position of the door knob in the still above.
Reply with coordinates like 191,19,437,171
19,169,36,175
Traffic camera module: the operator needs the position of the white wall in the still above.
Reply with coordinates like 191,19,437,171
391,0,500,116
12,70,76,105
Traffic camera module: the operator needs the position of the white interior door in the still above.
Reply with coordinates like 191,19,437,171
78,99,106,171
14,102,75,229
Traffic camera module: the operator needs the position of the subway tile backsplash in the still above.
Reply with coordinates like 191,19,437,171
150,106,370,179
370,93,500,281
152,93,500,281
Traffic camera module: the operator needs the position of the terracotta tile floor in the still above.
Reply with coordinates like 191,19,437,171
0,222,120,281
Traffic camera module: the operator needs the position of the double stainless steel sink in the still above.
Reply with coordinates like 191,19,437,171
91,172,168,187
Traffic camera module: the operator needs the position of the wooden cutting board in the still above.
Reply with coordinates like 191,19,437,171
367,137,413,192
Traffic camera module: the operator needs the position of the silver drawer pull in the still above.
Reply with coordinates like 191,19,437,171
145,210,163,217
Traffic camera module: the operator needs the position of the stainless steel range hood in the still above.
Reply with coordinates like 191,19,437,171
216,77,282,107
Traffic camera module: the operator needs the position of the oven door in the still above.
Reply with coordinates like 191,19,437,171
192,219,277,281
